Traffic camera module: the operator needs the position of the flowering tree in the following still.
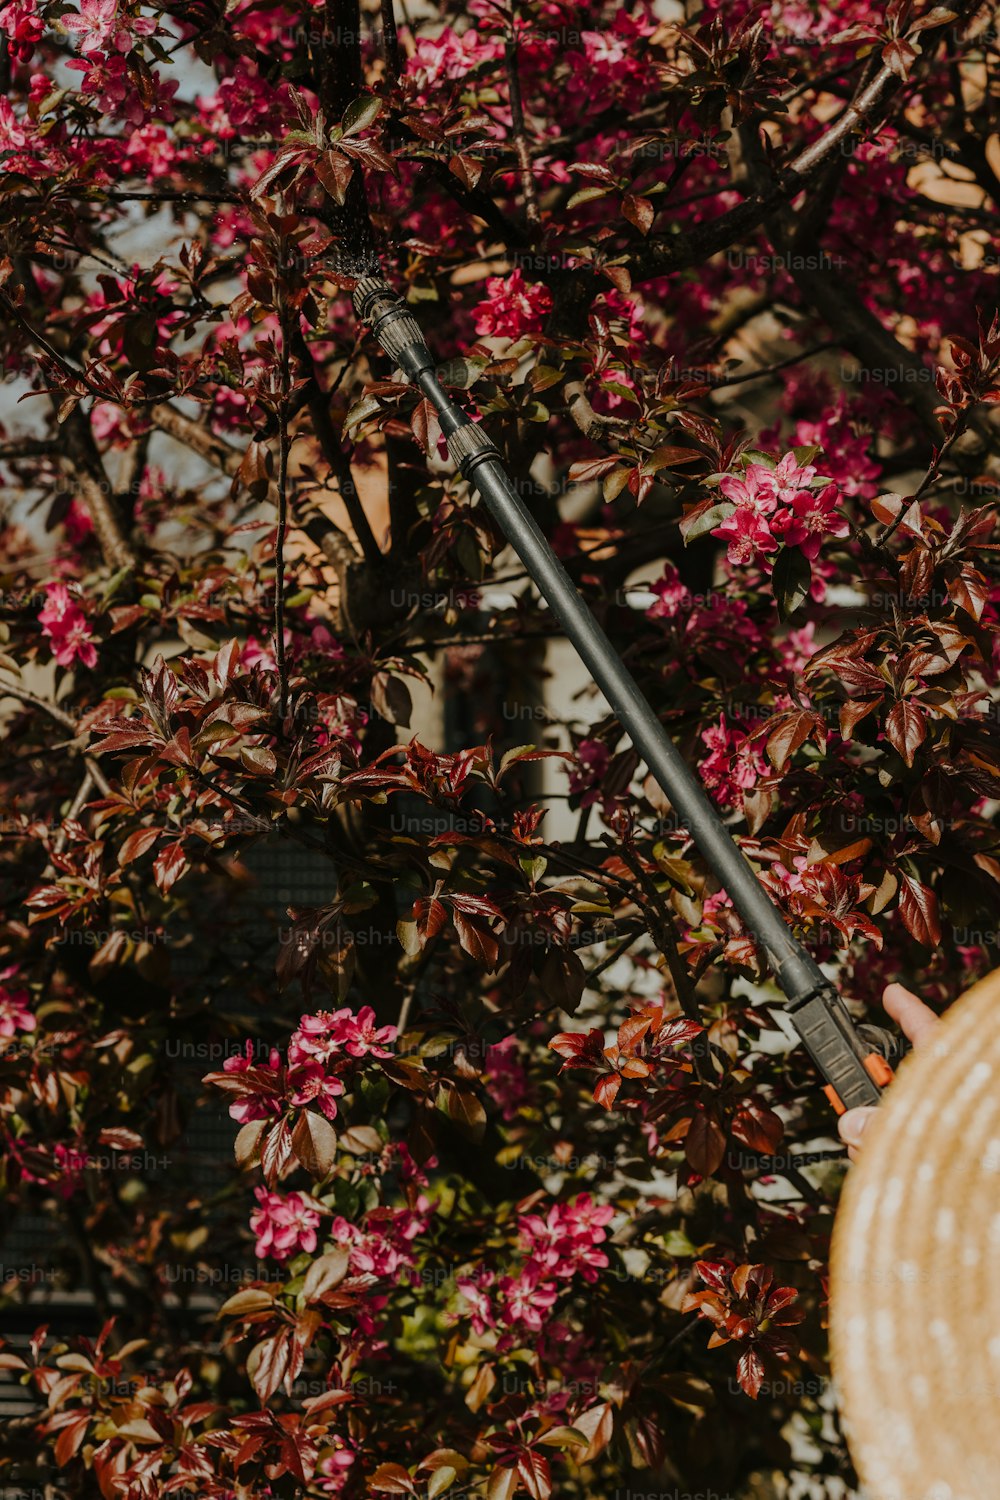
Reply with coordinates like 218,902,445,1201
1,0,999,1495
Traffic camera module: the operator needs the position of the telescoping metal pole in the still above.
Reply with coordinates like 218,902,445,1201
353,277,892,1112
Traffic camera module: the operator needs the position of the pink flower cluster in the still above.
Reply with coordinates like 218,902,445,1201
16,1139,90,1199
408,24,502,85
787,406,882,500
519,1195,615,1284
699,714,768,812
221,1041,344,1125
646,569,767,667
712,453,849,569
62,0,155,56
289,1006,396,1065
250,1187,321,1261
329,1199,435,1281
483,1036,533,1122
0,966,35,1038
67,51,178,126
567,738,610,808
473,270,553,340
647,562,700,620
219,1007,395,1129
38,584,98,670
457,1195,614,1346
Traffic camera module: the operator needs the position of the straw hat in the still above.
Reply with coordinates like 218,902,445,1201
830,966,1000,1500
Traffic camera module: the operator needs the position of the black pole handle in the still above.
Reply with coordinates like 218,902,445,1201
352,277,886,1112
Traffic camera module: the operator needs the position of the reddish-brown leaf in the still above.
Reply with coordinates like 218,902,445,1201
516,1447,552,1500
118,826,161,868
898,872,941,947
885,699,927,767
736,1345,765,1399
622,193,654,235
247,1330,292,1404
291,1112,337,1178
685,1109,727,1176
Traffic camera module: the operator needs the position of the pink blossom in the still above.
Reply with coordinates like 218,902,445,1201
718,466,779,515
242,631,291,671
64,500,94,546
484,1036,533,1122
315,1441,356,1495
62,0,155,56
53,1143,90,1198
768,450,819,502
712,502,780,567
286,1058,345,1122
327,1199,435,1283
0,98,28,149
0,0,44,61
779,623,817,676
307,623,346,660
456,1195,615,1344
714,463,782,566
497,1267,559,1330
772,855,811,894
456,1270,497,1335
250,1187,321,1261
568,738,610,808
789,406,881,499
221,1041,283,1124
473,270,553,340
699,714,768,811
38,584,98,670
771,482,850,558
713,453,849,568
0,966,35,1038
648,562,694,620
124,123,180,178
520,1195,615,1285
407,26,502,85
20,1141,90,1199
66,51,176,124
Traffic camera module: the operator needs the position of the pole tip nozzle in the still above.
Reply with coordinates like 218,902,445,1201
352,276,399,323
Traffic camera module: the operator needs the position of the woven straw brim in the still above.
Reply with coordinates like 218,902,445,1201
830,966,1000,1500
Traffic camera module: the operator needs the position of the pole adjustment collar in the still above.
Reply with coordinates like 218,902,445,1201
446,422,501,476
352,277,430,368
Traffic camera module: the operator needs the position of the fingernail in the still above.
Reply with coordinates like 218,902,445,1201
839,1111,871,1148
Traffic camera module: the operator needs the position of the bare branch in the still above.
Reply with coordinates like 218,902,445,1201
0,680,114,796
504,15,541,234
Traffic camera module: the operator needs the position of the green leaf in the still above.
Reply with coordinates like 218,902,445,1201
679,500,734,543
240,744,277,776
218,1287,277,1318
567,185,612,210
771,547,811,620
535,1425,589,1449
341,94,382,136
345,392,381,436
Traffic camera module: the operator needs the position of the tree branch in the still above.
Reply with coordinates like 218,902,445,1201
0,681,114,796
504,15,541,235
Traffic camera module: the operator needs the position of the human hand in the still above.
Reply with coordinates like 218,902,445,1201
838,983,940,1162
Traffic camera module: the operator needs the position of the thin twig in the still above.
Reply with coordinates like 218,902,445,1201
505,10,541,233
275,306,292,717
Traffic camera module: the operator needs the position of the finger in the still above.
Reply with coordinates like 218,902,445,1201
839,1107,876,1154
882,982,939,1049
